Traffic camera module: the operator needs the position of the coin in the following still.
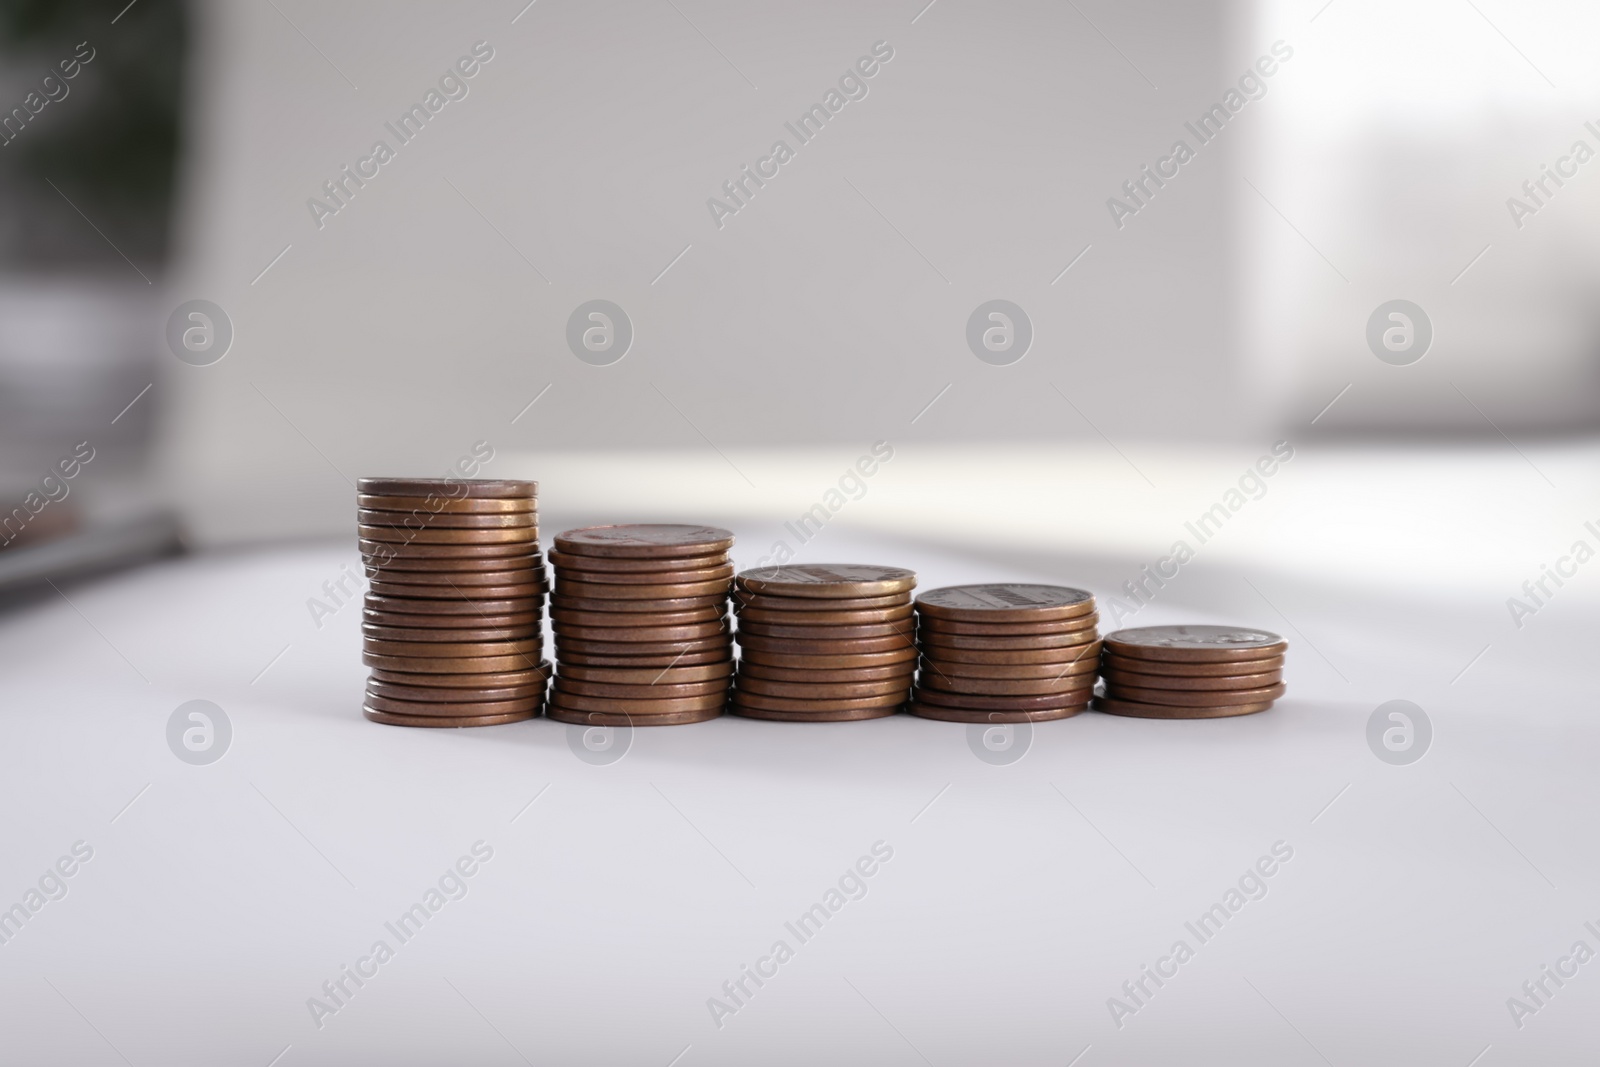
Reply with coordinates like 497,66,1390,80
1103,625,1287,662
735,676,911,699
548,690,727,714
729,689,904,713
554,677,729,699
918,673,1094,696
556,578,731,600
557,622,729,643
551,607,722,628
359,493,534,514
736,564,916,599
914,687,1092,711
1106,682,1286,707
916,584,1095,622
556,635,729,654
367,680,546,702
545,704,721,726
366,553,543,574
735,604,913,626
737,620,913,641
735,591,912,612
927,642,1103,666
551,594,727,614
369,664,549,687
918,630,1097,652
367,581,544,601
363,625,538,643
1100,668,1282,691
736,633,912,655
358,509,537,529
917,613,1099,636
1098,653,1285,677
556,563,735,586
363,567,544,586
730,703,899,722
556,661,733,684
363,652,544,673
1092,695,1275,719
737,662,915,684
738,647,915,669
919,657,1096,680
363,609,540,628
557,648,731,668
364,707,535,727
555,524,734,558
361,539,533,559
359,525,538,545
362,637,543,658
907,703,1086,724
548,549,727,573
364,693,543,716
365,594,539,616
357,477,535,499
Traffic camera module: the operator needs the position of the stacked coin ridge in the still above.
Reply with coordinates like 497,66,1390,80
1096,625,1287,718
909,584,1100,722
547,524,735,726
731,564,917,721
357,478,549,726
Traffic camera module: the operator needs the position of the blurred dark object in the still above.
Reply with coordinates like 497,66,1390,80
0,511,182,604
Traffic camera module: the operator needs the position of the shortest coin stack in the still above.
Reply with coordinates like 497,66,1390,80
1096,625,1287,718
356,477,550,727
731,565,918,721
909,584,1100,723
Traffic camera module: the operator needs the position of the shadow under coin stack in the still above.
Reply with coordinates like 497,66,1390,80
1096,625,1287,718
909,584,1101,722
356,478,550,727
731,565,918,721
547,525,736,726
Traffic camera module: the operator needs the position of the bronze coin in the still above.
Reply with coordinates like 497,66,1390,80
556,622,729,643
737,620,913,641
358,493,534,514
364,566,543,586
1103,625,1287,663
557,648,732,668
915,584,1095,623
359,524,537,545
363,637,543,658
917,629,1098,651
737,661,915,684
365,594,540,616
369,663,550,687
1098,653,1285,677
368,581,544,600
548,549,728,573
551,594,727,614
736,564,916,599
367,680,545,702
735,676,911,700
551,562,734,585
545,704,722,726
729,689,904,713
907,702,1086,724
735,591,912,612
363,624,538,643
363,651,544,673
556,634,730,654
554,677,730,699
357,477,535,499
1100,668,1283,691
1093,695,1275,719
1105,682,1287,707
363,707,535,727
555,661,734,685
364,693,542,716
729,702,898,722
738,647,916,669
365,553,543,574
360,538,533,559
736,633,912,655
918,673,1094,697
555,578,731,600
929,641,1103,666
554,524,734,558
548,690,727,714
917,613,1099,637
364,610,540,630
358,509,537,529
735,604,913,626
551,606,722,628
918,657,1097,680
913,686,1092,711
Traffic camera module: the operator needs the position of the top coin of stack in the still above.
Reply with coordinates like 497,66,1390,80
909,584,1100,723
546,524,736,726
730,564,918,721
1096,625,1287,718
355,478,550,727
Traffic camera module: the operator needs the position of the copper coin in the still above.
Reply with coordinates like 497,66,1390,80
358,493,534,514
1103,625,1287,663
917,629,1097,651
916,584,1095,623
907,702,1086,724
363,624,537,643
735,604,913,626
552,563,734,585
358,509,536,529
367,579,544,599
735,676,911,699
555,661,734,685
548,690,727,714
364,693,542,716
919,673,1094,697
930,641,1103,666
914,686,1092,711
357,477,535,499
557,622,729,643
548,549,727,573
730,702,898,722
735,591,912,612
554,677,729,699
1100,668,1283,691
363,707,535,727
363,652,543,673
730,689,904,713
555,578,730,601
365,594,540,616
1106,682,1286,707
369,664,550,687
737,633,912,655
367,680,545,702
366,553,543,574
917,613,1099,636
359,525,537,545
551,594,727,614
365,609,541,630
554,524,734,558
364,567,543,586
545,704,721,726
556,635,729,654
551,606,722,628
556,648,731,667
1093,695,1275,719
1099,653,1285,677
735,564,916,599
738,647,916,669
737,620,913,641
360,538,533,559
918,657,1097,680
363,637,542,658
737,661,915,684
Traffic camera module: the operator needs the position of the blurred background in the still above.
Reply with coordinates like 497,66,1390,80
1,0,1596,601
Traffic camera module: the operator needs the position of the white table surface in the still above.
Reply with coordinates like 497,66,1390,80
1,520,1595,1066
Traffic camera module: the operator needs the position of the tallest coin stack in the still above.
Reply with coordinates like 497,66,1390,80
356,478,550,727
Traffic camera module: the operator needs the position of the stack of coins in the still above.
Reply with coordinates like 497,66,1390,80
908,584,1100,722
356,478,550,727
730,565,918,721
1096,625,1287,718
547,524,735,726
